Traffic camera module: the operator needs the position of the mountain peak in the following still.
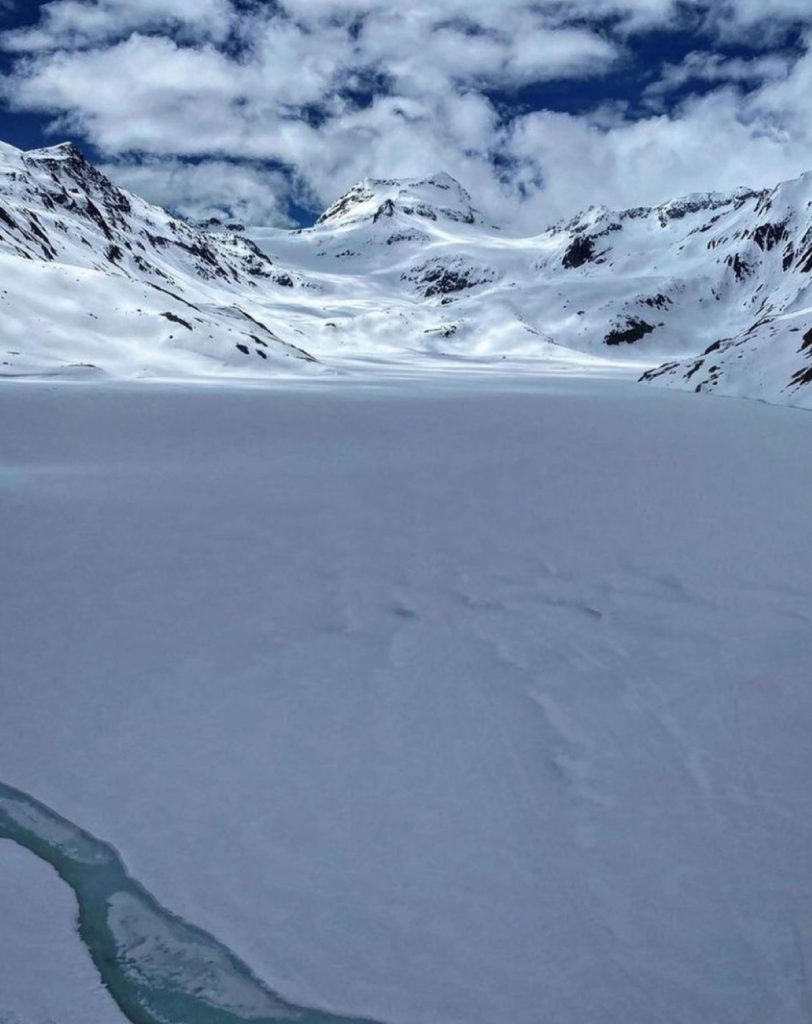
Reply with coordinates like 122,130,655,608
315,173,481,229
25,141,88,164
2,134,812,405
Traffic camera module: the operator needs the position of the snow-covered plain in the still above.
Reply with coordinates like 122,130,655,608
2,373,812,1024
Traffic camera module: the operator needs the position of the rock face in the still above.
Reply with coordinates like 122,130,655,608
2,139,812,404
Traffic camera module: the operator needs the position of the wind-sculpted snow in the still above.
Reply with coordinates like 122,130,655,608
2,137,812,403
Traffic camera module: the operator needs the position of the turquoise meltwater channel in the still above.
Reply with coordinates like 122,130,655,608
0,782,377,1024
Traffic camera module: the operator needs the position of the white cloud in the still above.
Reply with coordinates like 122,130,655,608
355,10,620,91
505,75,812,225
700,0,812,42
2,0,233,50
100,158,299,226
644,50,794,106
1,0,812,227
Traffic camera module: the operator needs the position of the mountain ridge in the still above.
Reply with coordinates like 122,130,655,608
0,139,318,378
1,138,811,405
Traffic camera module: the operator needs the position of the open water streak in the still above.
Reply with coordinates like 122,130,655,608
0,781,374,1024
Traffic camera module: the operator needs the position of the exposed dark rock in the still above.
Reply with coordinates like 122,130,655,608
233,306,281,339
83,200,113,240
751,221,788,251
639,361,679,382
402,204,437,221
725,252,750,281
372,199,396,223
387,231,426,245
161,312,193,331
561,235,596,269
685,359,705,381
789,364,812,387
642,294,672,310
0,206,19,232
403,257,496,299
604,318,656,346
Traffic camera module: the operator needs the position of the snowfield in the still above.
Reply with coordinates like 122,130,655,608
2,373,812,1024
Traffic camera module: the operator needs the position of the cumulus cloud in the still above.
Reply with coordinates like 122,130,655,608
2,0,812,227
645,50,794,105
506,88,812,226
700,0,812,42
2,0,233,50
100,157,301,226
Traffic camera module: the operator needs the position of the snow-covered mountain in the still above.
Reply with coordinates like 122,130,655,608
634,173,812,402
252,168,812,405
0,140,317,378
2,138,812,406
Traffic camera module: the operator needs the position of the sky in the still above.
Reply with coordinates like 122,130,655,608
1,0,812,229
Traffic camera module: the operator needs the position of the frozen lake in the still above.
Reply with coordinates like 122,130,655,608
1,374,812,1024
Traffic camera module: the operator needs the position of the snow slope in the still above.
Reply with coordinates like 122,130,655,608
2,138,812,402
2,377,811,1024
0,140,318,378
251,170,812,403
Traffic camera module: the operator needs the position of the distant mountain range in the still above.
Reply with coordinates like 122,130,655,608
1,139,811,406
